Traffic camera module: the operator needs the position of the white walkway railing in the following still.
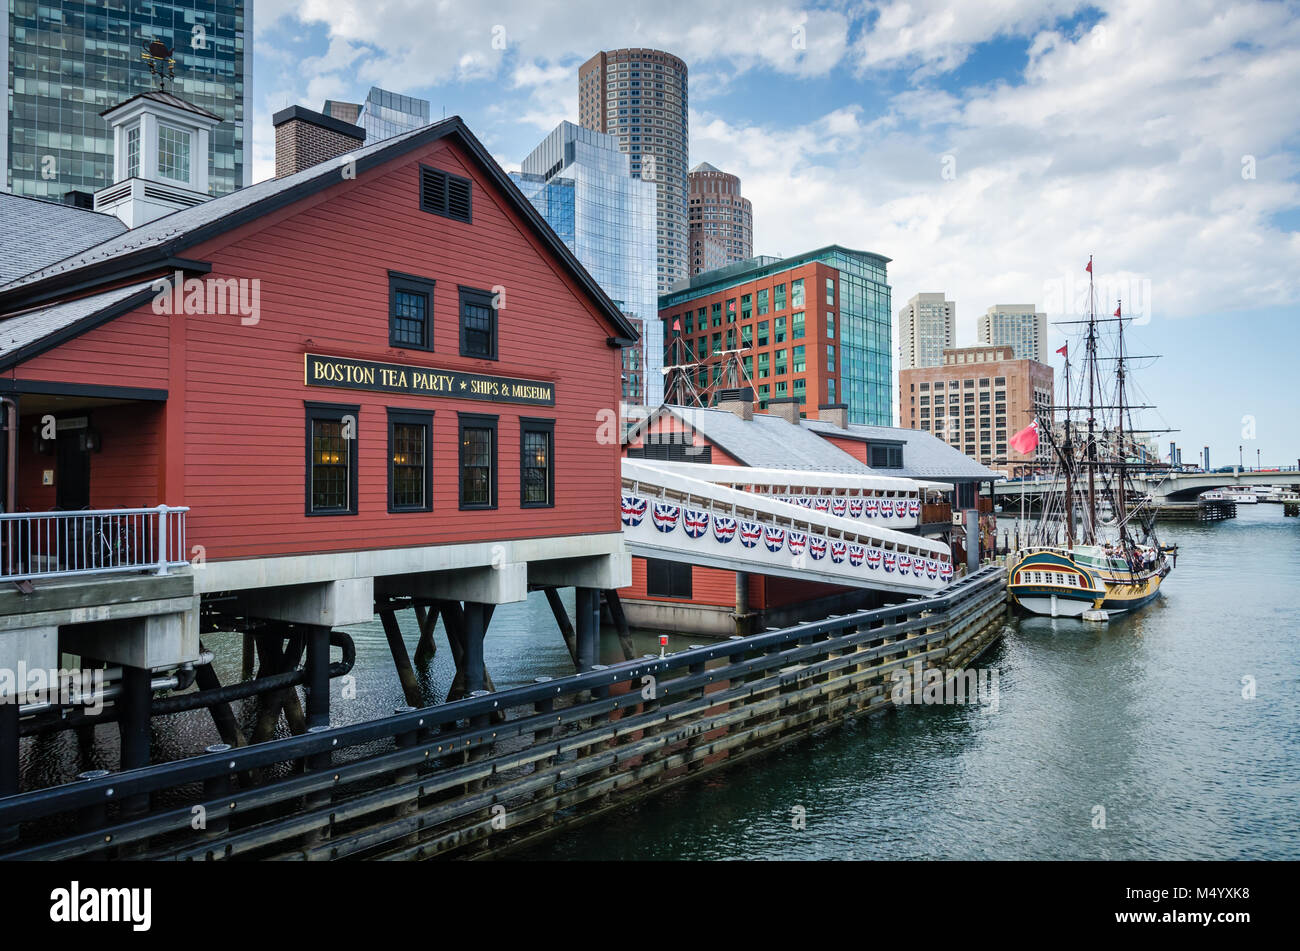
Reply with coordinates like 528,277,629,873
622,459,952,595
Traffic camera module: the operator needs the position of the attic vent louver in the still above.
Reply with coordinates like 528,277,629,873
420,165,472,223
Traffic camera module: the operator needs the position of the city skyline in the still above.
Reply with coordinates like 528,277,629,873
28,0,1297,466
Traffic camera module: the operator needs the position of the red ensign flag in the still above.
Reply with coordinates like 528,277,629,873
672,318,682,333
1114,304,1122,317
1009,420,1040,455
1085,259,1092,273
1056,343,1068,357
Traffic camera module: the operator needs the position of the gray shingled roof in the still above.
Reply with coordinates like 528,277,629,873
0,193,128,286
802,416,1000,481
0,119,449,294
0,280,156,365
649,405,873,473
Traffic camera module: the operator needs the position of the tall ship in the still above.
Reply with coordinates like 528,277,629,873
1008,258,1177,618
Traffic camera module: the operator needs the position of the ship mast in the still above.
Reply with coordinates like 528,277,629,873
1061,347,1074,549
1114,299,1130,540
1085,256,1099,545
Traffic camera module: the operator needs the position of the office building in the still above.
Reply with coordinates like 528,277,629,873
511,121,660,404
660,246,894,425
579,48,688,293
897,292,955,370
3,0,250,200
688,162,752,275
979,304,1049,363
324,87,429,144
900,345,1054,475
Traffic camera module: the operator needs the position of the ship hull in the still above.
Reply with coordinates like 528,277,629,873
1008,550,1106,617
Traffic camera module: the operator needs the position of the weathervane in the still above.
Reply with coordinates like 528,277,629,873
141,40,176,90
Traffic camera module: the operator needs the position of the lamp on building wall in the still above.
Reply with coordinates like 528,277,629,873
81,430,102,453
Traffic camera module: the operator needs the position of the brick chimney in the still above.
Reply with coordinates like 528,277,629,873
766,396,802,426
717,386,754,421
817,403,848,430
273,105,365,178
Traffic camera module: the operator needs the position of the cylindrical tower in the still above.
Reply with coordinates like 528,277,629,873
579,48,689,293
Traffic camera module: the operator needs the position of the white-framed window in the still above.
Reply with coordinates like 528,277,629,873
157,124,191,182
126,124,140,178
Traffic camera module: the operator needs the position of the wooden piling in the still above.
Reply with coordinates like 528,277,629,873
603,589,636,661
193,642,247,748
544,587,580,667
379,608,424,708
413,602,438,665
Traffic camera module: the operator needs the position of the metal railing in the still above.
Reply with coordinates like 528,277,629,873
0,566,1007,861
0,505,189,583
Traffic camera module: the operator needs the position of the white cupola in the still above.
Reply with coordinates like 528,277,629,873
94,88,222,228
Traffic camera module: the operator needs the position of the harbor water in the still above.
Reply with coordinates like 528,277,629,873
16,507,1298,859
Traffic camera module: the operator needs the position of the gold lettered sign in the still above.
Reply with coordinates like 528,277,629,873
304,353,555,406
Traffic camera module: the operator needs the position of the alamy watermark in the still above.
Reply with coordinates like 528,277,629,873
890,660,999,710
0,663,104,714
151,269,260,325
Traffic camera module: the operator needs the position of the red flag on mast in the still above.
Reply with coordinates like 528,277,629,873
672,318,682,333
1009,420,1040,455
1056,343,1068,357
1085,258,1092,273
1114,304,1121,317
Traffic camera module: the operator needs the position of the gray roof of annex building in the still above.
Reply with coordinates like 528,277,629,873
0,193,128,286
802,416,1000,481
645,405,873,474
0,280,156,370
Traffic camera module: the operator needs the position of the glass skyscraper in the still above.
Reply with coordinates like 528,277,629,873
357,87,429,142
512,121,660,405
3,0,250,200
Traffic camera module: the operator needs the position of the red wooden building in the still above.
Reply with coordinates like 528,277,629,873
0,96,636,774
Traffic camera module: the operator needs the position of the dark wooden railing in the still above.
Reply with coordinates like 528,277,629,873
0,566,1007,861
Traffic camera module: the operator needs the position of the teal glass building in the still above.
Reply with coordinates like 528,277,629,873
2,0,250,200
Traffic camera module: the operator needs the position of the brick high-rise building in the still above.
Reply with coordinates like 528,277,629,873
579,48,688,293
688,162,752,276
900,344,1054,475
660,246,894,426
897,292,954,369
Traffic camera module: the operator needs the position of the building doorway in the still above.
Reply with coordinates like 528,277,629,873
55,428,91,510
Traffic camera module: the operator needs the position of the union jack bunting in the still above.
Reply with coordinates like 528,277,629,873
652,502,679,533
809,536,828,560
796,497,813,508
908,498,921,517
831,498,847,517
713,516,737,543
926,559,939,579
849,498,864,518
848,544,865,566
621,495,647,526
813,498,830,512
898,554,912,574
866,548,882,570
787,532,807,556
683,509,709,538
883,552,897,573
878,498,893,519
864,497,880,518
764,527,786,552
830,541,847,563
940,562,953,580
740,521,763,548
894,498,907,518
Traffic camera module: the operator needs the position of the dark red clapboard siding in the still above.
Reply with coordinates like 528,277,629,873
9,137,624,563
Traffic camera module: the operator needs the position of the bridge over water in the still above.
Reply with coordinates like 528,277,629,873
992,468,1300,503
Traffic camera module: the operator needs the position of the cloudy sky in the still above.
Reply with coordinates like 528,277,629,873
251,0,1300,465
